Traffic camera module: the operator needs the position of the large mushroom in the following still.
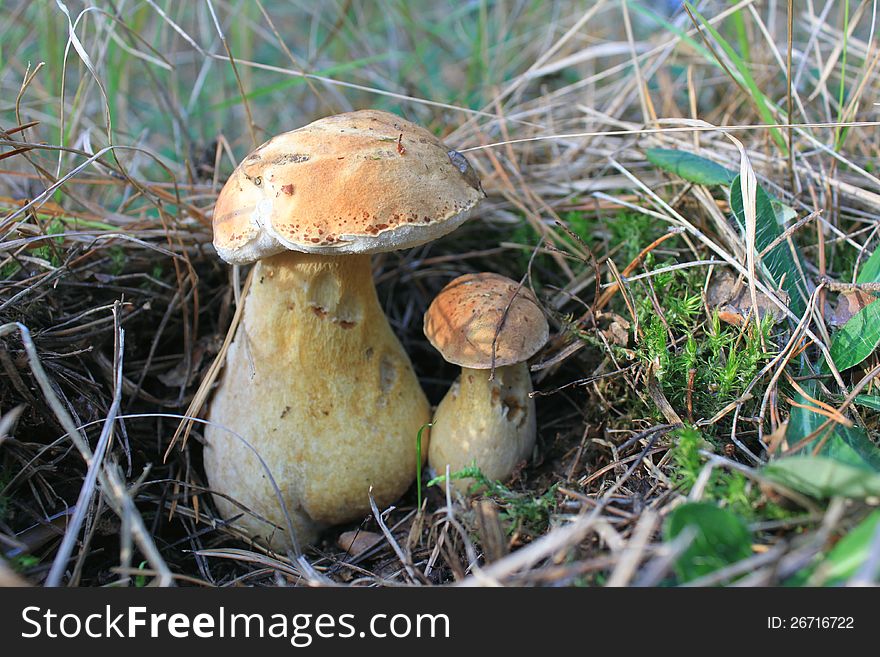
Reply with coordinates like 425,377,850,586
205,110,484,549
423,273,548,490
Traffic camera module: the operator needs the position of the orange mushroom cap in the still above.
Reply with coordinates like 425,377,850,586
424,272,549,369
213,110,484,264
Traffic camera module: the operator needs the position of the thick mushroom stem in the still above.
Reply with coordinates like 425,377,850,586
203,251,430,549
428,362,535,491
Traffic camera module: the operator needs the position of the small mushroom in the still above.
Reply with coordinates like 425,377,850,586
423,273,549,490
205,110,484,549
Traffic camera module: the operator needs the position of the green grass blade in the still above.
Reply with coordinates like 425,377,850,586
199,53,394,115
835,0,851,149
684,2,787,154
785,509,880,585
630,2,714,62
730,6,750,63
415,422,431,510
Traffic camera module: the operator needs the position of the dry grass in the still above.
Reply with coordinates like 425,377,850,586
2,0,880,587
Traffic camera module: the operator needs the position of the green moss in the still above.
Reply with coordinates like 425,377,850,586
428,465,558,535
669,426,791,521
634,261,775,423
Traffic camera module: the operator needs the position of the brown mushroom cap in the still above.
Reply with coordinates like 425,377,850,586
213,109,484,264
424,273,549,369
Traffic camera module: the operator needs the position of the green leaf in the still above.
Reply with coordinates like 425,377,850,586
771,200,797,224
815,510,880,584
729,175,806,317
856,247,880,284
828,238,880,371
853,394,880,411
785,379,880,471
821,428,880,471
785,510,880,586
646,148,736,186
763,456,880,499
664,502,752,583
828,300,880,371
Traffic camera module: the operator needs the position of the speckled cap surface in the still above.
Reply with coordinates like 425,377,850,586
212,109,484,264
424,273,549,369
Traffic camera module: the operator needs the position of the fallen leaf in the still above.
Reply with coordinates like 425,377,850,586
829,290,877,328
706,270,787,327
336,530,383,556
598,312,631,346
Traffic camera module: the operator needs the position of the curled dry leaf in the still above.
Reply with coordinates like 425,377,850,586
828,290,877,329
597,312,631,347
706,269,787,327
588,311,631,347
607,319,630,347
336,530,383,557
